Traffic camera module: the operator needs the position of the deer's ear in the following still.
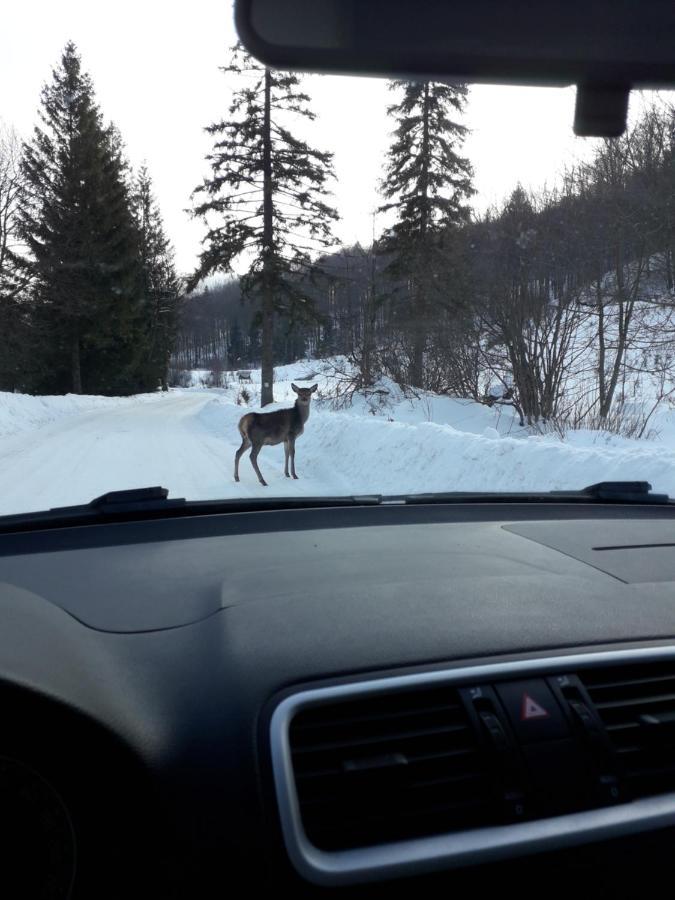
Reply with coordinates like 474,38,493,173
311,384,318,393
291,383,299,393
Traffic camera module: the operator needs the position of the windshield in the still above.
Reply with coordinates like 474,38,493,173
1,2,675,514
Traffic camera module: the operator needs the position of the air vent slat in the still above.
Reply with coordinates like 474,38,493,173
411,771,487,790
593,691,675,711
304,794,489,828
296,744,478,781
583,673,675,693
289,685,498,850
299,770,488,810
303,797,493,850
293,701,464,731
292,721,470,755
580,661,675,802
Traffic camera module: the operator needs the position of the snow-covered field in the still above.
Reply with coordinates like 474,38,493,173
2,358,675,515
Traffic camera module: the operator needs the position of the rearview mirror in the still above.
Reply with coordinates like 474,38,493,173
235,0,675,136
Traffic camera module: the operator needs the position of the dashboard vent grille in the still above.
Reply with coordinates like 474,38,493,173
580,661,675,798
289,685,495,850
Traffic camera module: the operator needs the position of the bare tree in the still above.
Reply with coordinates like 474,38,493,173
470,187,595,427
0,124,30,390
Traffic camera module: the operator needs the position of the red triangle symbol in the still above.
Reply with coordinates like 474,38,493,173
521,693,549,720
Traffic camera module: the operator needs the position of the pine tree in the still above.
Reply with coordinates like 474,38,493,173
20,42,145,395
378,80,474,388
190,43,338,405
133,164,181,390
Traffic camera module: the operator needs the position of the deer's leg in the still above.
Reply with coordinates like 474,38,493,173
234,436,251,482
284,440,290,478
249,443,268,487
289,437,298,479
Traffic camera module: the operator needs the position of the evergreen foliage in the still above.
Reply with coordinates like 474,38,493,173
190,43,338,403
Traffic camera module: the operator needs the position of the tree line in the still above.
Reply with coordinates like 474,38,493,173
3,39,675,436
181,43,675,433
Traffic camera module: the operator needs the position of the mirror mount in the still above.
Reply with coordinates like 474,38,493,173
236,0,675,139
573,84,631,138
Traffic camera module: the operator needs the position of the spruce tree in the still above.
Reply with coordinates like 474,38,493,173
133,164,181,390
378,80,474,388
190,43,338,405
20,42,145,395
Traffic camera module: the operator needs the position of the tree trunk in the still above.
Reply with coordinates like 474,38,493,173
71,333,82,394
600,297,633,420
260,67,275,407
596,281,607,417
410,82,431,390
362,298,374,387
362,242,378,387
409,291,426,388
599,246,636,421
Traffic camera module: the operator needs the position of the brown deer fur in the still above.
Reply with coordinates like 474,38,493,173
234,383,318,486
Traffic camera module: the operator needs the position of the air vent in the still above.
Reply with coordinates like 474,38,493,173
274,651,675,886
289,684,495,850
580,661,675,798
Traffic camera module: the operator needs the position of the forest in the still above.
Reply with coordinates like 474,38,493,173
2,40,675,437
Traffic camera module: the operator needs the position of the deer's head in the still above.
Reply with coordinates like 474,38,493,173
291,383,318,406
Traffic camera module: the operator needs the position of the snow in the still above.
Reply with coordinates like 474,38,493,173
2,356,675,515
0,390,166,439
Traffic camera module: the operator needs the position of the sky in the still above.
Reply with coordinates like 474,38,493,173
0,0,659,277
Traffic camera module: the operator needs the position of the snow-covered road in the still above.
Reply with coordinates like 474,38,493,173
0,393,222,512
3,371,675,516
0,389,353,515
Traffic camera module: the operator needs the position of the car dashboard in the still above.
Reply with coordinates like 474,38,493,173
2,501,675,898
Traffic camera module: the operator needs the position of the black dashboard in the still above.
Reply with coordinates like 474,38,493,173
2,501,675,898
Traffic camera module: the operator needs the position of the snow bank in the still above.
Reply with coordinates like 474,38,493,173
2,354,675,516
194,394,675,497
0,390,167,439
190,358,675,496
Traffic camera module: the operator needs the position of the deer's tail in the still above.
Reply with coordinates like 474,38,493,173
238,413,255,442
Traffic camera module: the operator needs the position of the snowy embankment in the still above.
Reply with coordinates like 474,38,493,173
0,390,168,439
1,356,675,516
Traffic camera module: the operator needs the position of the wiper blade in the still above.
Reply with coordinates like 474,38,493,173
0,481,669,535
404,481,671,505
91,486,186,513
0,488,384,534
0,486,186,533
573,481,669,503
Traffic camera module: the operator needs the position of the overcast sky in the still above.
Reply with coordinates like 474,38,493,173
2,0,660,276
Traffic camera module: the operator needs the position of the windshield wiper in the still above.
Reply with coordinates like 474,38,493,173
403,481,671,505
0,481,669,535
0,487,384,534
562,481,669,503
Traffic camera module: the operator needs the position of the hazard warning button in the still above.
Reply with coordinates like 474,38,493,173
496,680,570,743
522,693,548,720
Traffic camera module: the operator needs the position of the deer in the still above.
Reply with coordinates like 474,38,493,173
234,383,318,486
